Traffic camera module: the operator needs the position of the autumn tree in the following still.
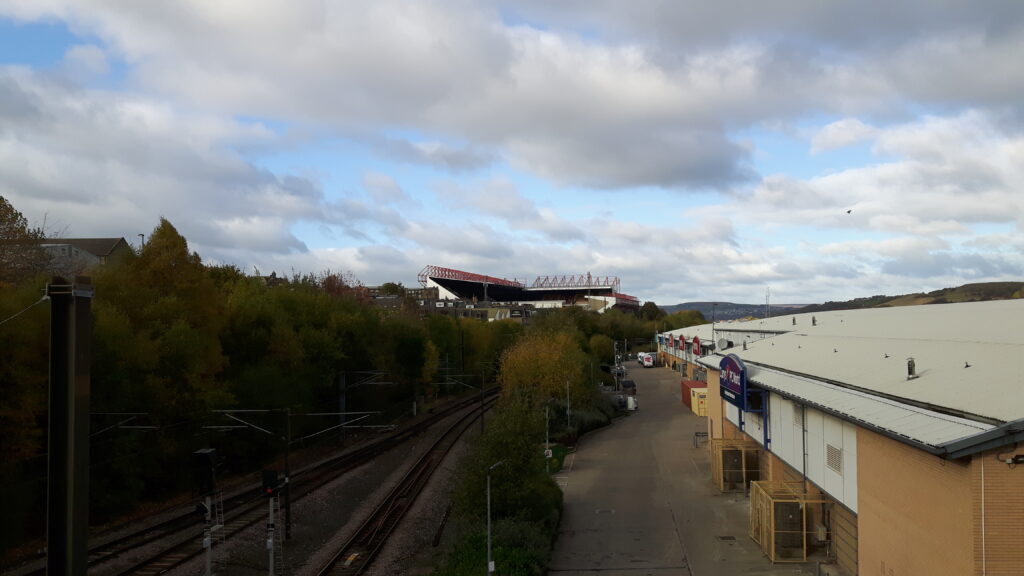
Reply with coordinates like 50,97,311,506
499,330,588,405
0,195,50,286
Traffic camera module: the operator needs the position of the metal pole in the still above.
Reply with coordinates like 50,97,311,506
46,277,92,576
486,472,492,574
565,380,571,428
339,372,346,440
284,408,291,540
203,495,212,576
487,461,503,574
545,404,550,475
268,496,275,576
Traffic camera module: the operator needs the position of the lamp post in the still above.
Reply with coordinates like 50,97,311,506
565,380,571,428
487,460,504,574
545,403,550,475
712,302,718,346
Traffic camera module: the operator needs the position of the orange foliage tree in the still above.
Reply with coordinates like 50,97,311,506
498,329,588,407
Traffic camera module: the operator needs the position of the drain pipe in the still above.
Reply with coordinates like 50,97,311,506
981,457,987,576
802,404,808,482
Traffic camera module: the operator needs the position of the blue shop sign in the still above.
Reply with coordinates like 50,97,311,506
719,353,747,410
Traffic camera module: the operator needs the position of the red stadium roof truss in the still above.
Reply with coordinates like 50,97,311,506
417,265,524,288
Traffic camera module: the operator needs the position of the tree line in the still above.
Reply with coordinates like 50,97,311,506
0,195,704,564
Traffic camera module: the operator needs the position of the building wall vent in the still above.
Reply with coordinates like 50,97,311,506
826,444,842,475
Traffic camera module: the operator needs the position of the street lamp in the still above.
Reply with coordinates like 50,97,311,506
487,460,504,575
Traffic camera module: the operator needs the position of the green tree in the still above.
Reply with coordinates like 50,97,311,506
587,333,615,364
379,281,406,296
664,309,706,329
86,219,232,504
639,301,665,321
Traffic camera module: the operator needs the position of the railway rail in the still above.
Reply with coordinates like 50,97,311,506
315,393,494,576
12,389,497,576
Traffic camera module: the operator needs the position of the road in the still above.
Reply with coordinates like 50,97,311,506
549,365,820,576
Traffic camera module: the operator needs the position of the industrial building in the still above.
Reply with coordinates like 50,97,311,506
658,300,1024,576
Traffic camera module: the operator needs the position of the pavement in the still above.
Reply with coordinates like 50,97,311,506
548,365,826,576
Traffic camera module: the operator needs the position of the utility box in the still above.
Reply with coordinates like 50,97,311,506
690,388,707,417
681,380,704,408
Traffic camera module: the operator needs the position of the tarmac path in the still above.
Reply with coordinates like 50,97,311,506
549,365,817,576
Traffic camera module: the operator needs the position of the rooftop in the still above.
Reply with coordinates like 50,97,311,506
666,299,1024,454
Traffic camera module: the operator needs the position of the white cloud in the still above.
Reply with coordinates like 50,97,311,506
62,44,109,79
362,172,409,204
810,118,877,154
436,178,587,242
0,69,388,258
3,2,1024,304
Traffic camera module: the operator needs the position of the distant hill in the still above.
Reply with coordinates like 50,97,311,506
660,282,1024,320
660,301,807,321
794,282,1024,313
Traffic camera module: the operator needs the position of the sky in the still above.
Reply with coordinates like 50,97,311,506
2,1,1023,305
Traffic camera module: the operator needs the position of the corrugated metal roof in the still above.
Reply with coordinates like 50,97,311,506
678,299,1024,423
674,299,1024,452
746,367,993,449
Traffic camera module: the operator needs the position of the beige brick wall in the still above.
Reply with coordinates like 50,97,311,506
704,364,728,438
971,449,1024,576
858,427,974,576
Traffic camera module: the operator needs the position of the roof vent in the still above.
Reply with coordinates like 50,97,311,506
907,357,918,380
792,317,796,326
812,316,817,326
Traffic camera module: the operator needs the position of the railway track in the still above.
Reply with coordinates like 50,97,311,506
315,394,494,576
11,390,497,576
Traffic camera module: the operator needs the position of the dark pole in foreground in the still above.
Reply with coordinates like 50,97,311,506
284,407,291,540
46,276,93,576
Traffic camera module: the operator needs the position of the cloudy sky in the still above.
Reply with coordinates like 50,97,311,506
2,1,1023,304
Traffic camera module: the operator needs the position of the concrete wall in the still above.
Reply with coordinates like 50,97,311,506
971,450,1024,576
857,427,974,576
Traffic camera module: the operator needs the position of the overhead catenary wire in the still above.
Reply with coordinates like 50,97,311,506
0,295,49,327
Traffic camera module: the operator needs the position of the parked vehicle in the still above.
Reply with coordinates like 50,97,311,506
638,352,654,367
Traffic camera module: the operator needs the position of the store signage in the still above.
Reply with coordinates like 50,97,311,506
719,353,747,410
692,336,701,356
